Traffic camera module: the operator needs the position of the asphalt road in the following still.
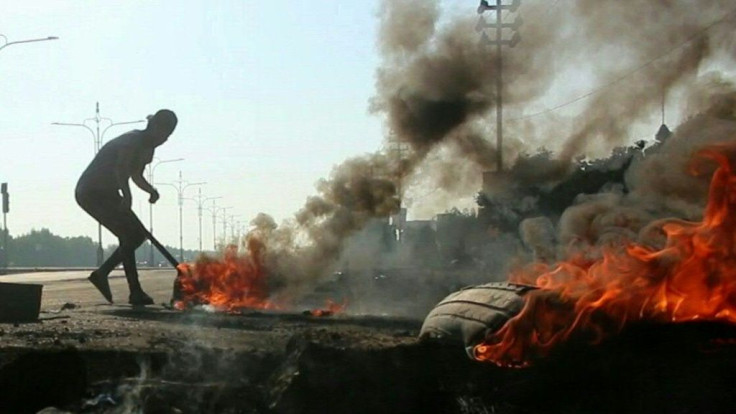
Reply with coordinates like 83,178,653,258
1,269,179,310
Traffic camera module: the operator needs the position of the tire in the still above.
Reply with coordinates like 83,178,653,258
419,282,536,349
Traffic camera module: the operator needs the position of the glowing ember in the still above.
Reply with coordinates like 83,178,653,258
474,145,736,367
307,299,348,317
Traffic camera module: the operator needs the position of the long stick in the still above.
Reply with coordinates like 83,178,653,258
140,226,179,268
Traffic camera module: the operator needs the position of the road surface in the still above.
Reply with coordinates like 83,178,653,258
2,269,178,309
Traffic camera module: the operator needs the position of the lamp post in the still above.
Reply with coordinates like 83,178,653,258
1,33,57,270
214,206,232,250
187,188,221,254
207,203,231,251
157,171,205,262
52,102,145,266
147,157,184,266
226,214,242,246
0,34,58,53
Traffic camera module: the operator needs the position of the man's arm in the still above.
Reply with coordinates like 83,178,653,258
131,165,160,203
116,146,135,209
131,165,155,194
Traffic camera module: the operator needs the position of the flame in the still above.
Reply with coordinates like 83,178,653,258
172,236,350,316
474,145,736,367
308,299,348,317
172,237,280,312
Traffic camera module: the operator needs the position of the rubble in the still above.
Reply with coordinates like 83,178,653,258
0,304,734,413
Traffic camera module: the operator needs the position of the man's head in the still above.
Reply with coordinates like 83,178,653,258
145,109,177,146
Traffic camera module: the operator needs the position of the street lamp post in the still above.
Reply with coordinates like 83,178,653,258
215,206,232,250
1,33,58,270
52,102,145,266
207,203,230,251
157,171,205,262
147,157,184,266
0,34,58,53
226,214,241,246
230,216,242,242
188,188,221,254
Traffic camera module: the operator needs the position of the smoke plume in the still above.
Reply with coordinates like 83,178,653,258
222,0,736,303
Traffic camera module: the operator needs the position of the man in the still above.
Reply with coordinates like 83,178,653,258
75,109,177,305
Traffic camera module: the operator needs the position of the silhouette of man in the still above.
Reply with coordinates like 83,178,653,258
75,109,177,305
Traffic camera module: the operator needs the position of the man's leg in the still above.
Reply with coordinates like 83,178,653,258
77,192,121,303
96,248,123,276
87,248,121,303
119,215,154,305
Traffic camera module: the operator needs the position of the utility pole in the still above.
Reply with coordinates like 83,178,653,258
157,171,205,262
147,157,183,265
52,103,145,265
1,183,8,272
188,188,221,253
477,0,521,172
209,204,231,251
228,215,242,245
220,207,233,248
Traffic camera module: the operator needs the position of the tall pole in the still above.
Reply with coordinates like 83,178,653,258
1,184,6,272
95,103,102,264
190,189,221,253
179,187,183,262
218,206,232,249
148,157,183,265
1,34,56,271
52,103,145,266
223,211,228,245
477,0,521,172
198,188,203,253
212,201,218,251
157,171,205,262
2,211,6,270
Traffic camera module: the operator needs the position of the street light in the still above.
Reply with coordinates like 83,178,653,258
0,34,58,52
147,157,184,266
208,203,230,251
157,171,205,262
230,216,243,242
186,188,221,254
52,102,145,265
225,214,242,246
213,206,232,250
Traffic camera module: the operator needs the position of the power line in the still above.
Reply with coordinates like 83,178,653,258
507,6,736,123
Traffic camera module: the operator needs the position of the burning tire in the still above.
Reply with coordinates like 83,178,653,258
419,282,536,353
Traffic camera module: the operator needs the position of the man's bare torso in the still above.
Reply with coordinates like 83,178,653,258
76,130,154,193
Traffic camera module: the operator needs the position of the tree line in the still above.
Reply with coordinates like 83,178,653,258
1,228,204,268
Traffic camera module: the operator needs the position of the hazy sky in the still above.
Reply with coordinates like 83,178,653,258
1,1,404,250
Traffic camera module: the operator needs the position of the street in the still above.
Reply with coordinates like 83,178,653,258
0,269,429,412
2,269,177,310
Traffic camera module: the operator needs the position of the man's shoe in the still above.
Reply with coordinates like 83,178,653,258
129,290,154,306
88,271,113,303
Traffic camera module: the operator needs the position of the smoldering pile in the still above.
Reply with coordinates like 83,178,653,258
176,0,736,315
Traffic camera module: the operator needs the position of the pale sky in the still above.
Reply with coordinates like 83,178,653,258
1,1,402,250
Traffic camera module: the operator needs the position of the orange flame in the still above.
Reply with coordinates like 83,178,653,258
308,299,348,317
172,237,280,312
474,146,736,367
172,236,349,316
